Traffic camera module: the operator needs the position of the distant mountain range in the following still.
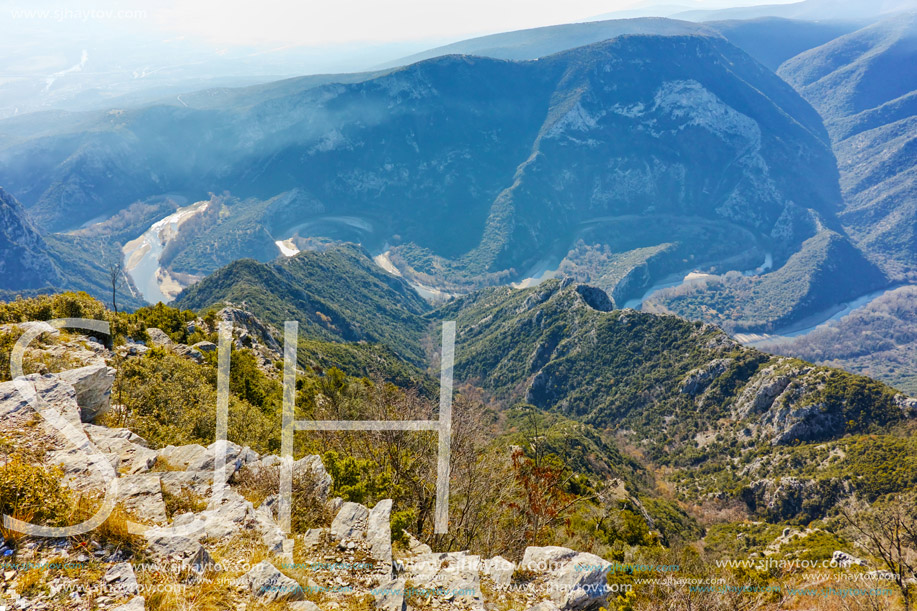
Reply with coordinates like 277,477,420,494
780,12,917,280
0,9,914,375
0,187,60,292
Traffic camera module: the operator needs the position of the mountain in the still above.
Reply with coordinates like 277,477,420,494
644,229,888,333
0,33,864,330
379,15,860,72
374,18,713,68
174,243,432,365
440,278,907,452
760,286,917,395
0,187,60,291
779,13,917,280
704,17,863,70
671,0,916,22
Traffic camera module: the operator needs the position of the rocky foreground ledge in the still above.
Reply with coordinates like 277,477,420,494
0,356,613,611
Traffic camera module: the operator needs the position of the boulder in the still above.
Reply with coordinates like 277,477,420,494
115,474,168,525
186,440,259,476
402,552,483,610
57,365,116,422
157,444,208,470
143,531,211,569
145,328,173,346
191,341,217,353
367,499,393,568
331,502,369,541
373,577,407,611
300,528,325,549
896,394,917,418
238,560,304,603
173,344,204,363
405,532,432,556
482,556,515,586
528,603,562,611
46,446,120,490
111,597,145,611
84,424,156,474
159,470,213,498
287,603,321,611
832,550,866,568
104,561,139,595
521,546,610,611
0,374,81,428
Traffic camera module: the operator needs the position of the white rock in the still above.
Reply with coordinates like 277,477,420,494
143,531,211,569
156,444,209,470
0,374,81,427
373,577,406,611
186,440,259,476
57,365,116,422
238,560,304,602
402,552,483,610
145,328,173,346
331,502,369,541
111,596,145,611
367,499,393,568
104,561,139,595
483,555,515,586
84,424,157,474
116,474,168,525
832,550,866,568
406,532,432,556
521,546,610,611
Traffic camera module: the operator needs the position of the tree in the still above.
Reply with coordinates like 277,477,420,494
108,260,124,315
505,408,584,548
839,492,917,611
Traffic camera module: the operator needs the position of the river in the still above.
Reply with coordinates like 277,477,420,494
122,200,210,304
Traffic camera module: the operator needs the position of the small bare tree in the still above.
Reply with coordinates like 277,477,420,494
108,260,124,315
839,493,917,611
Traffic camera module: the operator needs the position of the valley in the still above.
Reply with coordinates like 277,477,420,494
0,4,916,608
122,199,211,303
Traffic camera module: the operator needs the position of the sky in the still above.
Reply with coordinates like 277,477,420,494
2,0,800,47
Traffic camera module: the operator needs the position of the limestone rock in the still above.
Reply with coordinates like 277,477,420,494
367,499,393,567
482,555,515,586
186,440,259,477
84,424,156,474
681,358,732,396
238,560,304,602
406,532,432,556
0,374,82,428
116,474,168,525
403,551,483,610
145,328,173,346
104,561,139,595
192,341,217,353
111,596,145,611
157,444,208,470
57,365,116,422
143,531,212,569
373,577,407,611
832,550,866,568
521,546,609,611
331,502,369,541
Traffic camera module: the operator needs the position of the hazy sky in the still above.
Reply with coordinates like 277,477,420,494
3,0,799,47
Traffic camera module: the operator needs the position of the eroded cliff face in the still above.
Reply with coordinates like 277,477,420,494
0,188,60,291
